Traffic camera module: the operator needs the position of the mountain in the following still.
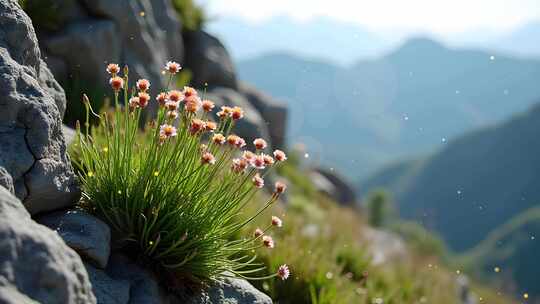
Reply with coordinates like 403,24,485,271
207,16,394,65
489,21,540,58
238,38,540,181
360,102,540,252
464,206,540,301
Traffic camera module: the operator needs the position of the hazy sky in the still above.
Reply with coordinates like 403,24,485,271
200,0,540,35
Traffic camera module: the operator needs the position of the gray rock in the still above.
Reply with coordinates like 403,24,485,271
363,227,407,266
206,87,271,149
77,0,184,116
106,254,168,304
0,0,80,214
0,281,40,304
63,125,77,146
311,168,357,206
187,276,272,304
37,209,111,268
43,19,121,87
239,83,287,149
39,59,68,118
0,186,96,303
84,263,130,304
184,30,237,90
0,167,14,194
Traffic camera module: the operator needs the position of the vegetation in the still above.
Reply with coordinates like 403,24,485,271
366,189,394,227
72,62,290,285
461,206,540,301
172,0,206,32
243,161,515,303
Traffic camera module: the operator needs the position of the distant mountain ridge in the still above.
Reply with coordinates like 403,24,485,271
360,101,540,251
238,37,540,181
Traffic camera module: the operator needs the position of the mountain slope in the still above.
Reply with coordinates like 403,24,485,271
238,38,540,180
360,102,540,251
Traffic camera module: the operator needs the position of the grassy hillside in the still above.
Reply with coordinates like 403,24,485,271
238,38,540,180
247,160,516,303
360,102,540,253
462,207,540,301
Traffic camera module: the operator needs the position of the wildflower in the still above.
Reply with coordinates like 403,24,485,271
242,151,255,162
252,173,265,188
236,137,246,149
277,265,290,280
183,86,198,97
273,149,287,162
201,151,216,165
212,133,226,145
231,106,244,120
271,216,283,227
274,182,287,194
217,106,233,119
136,79,150,92
254,228,264,238
231,158,248,173
184,96,202,113
252,154,266,170
262,235,274,248
263,154,274,166
204,121,217,132
253,138,267,150
156,92,168,107
165,61,181,74
138,92,150,108
189,119,206,135
227,135,241,146
106,63,120,75
109,76,124,91
159,124,177,138
129,96,140,111
165,100,179,111
166,111,178,120
167,90,184,103
202,99,215,112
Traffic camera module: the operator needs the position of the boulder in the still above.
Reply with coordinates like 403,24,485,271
362,227,408,266
84,263,130,304
206,87,271,149
0,167,14,194
239,83,287,149
0,186,96,303
183,30,237,90
187,276,273,304
37,209,111,269
0,0,79,214
310,168,357,206
43,19,121,86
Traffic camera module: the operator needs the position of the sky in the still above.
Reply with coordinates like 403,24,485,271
198,0,540,36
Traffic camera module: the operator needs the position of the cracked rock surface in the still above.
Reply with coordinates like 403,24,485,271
0,186,96,303
0,0,79,214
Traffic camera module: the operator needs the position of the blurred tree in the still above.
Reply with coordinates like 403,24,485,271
366,189,394,227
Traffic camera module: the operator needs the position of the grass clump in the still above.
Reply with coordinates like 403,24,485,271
73,61,290,285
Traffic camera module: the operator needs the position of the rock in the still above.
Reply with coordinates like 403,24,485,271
77,0,184,115
239,83,287,149
62,125,77,146
106,254,168,304
37,209,111,268
456,275,478,304
0,167,14,194
311,168,357,206
0,186,96,303
84,263,130,304
0,0,80,214
0,282,40,304
183,30,237,90
43,19,121,87
206,87,271,149
362,227,408,266
187,276,273,304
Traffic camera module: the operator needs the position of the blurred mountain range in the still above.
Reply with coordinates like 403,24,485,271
208,16,540,65
237,38,540,181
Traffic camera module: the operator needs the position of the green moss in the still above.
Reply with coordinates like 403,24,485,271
171,0,206,32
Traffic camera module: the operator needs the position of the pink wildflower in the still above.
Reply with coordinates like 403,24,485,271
137,92,150,108
252,154,266,170
106,63,120,75
212,133,226,145
253,138,267,150
183,86,198,98
273,150,287,162
252,173,265,188
277,265,290,280
159,124,177,138
166,111,178,120
109,76,124,91
204,121,217,132
217,106,233,119
189,119,206,135
231,106,244,120
167,90,184,103
165,61,181,74
202,99,215,112
271,216,283,227
254,228,264,238
136,79,150,92
262,235,274,248
275,182,287,194
263,154,274,166
184,95,201,113
231,158,248,173
156,92,168,107
201,152,216,165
